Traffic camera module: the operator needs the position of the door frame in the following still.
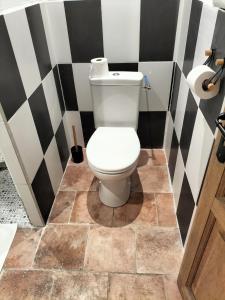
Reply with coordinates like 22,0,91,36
0,105,44,226
178,126,225,299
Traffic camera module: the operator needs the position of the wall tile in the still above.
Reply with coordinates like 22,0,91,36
186,109,214,202
173,148,185,208
168,129,179,182
55,120,69,171
101,0,140,63
174,73,189,141
108,63,138,72
180,91,198,165
183,0,203,77
140,0,179,61
138,62,173,111
44,137,63,194
58,64,78,111
26,4,51,79
176,173,195,244
28,84,54,154
43,2,72,63
0,16,26,120
73,63,92,111
80,111,95,146
53,65,65,115
192,4,218,68
42,70,62,134
137,111,166,148
63,111,84,148
8,101,43,182
211,9,225,62
170,64,181,121
31,159,55,222
163,112,174,162
5,9,41,99
64,0,104,63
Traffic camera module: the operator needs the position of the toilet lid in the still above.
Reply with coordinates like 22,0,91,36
86,127,140,173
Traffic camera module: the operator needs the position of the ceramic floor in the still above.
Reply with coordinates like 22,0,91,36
0,149,183,300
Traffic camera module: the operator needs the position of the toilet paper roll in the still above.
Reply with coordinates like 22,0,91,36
90,57,109,78
187,65,220,100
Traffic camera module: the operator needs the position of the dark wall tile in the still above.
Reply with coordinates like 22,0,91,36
137,112,167,148
0,16,26,120
168,129,179,182
211,10,225,65
55,121,69,170
32,160,55,223
64,0,104,62
177,174,195,244
108,63,138,72
140,0,179,61
28,84,54,154
80,112,95,146
58,64,78,111
180,92,198,165
170,63,181,121
58,64,77,111
26,4,51,79
53,66,65,115
183,0,203,77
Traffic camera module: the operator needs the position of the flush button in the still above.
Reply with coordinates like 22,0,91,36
112,72,120,76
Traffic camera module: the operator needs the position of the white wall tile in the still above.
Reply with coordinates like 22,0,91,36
101,0,140,63
5,9,41,98
174,74,189,141
193,4,218,68
186,109,214,202
8,101,43,183
42,70,62,133
173,148,185,208
40,2,57,66
73,63,92,111
138,62,173,111
173,0,192,70
63,111,84,148
163,112,174,162
43,1,72,63
44,137,63,194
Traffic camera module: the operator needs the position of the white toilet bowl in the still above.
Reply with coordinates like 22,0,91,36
86,127,140,207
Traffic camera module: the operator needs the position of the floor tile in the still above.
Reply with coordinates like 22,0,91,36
138,149,167,167
60,164,98,192
84,226,136,273
4,228,42,269
163,275,182,300
0,270,53,300
108,273,165,300
136,227,183,274
34,224,88,270
51,271,108,300
113,193,157,227
131,166,171,193
156,193,177,227
48,191,76,224
70,191,113,227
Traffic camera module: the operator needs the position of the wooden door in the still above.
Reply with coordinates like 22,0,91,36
178,127,225,300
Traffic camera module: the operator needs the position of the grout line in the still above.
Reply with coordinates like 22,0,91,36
30,226,46,269
83,224,90,271
68,191,77,224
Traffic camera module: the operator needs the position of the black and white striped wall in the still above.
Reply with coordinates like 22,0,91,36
0,0,179,223
164,0,225,244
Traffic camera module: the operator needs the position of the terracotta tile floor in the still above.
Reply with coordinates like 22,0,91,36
0,149,183,300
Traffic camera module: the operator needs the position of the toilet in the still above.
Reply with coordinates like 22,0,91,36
86,65,143,207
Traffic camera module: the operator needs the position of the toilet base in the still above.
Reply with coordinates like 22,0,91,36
99,177,131,207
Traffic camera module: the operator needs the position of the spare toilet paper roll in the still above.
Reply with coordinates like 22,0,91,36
187,65,220,100
213,0,225,10
90,57,109,78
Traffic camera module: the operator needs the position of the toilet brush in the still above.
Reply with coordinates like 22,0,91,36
71,125,83,163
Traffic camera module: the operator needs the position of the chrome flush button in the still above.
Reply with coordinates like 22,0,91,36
112,73,120,76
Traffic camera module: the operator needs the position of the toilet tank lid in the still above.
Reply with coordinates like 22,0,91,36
89,71,143,86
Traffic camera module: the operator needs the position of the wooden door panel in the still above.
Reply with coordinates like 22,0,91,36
192,220,225,300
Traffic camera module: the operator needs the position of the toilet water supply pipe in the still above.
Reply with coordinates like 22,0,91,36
143,75,151,111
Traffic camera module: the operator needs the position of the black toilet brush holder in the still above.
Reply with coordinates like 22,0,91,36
71,125,83,163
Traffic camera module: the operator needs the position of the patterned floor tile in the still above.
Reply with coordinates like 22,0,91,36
156,193,177,227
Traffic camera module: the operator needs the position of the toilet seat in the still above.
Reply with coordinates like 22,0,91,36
86,127,140,174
